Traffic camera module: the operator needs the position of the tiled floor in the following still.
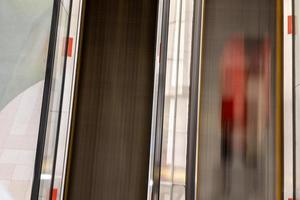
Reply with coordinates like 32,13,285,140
0,81,43,200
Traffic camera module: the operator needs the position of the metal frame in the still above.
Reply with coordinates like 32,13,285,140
148,0,204,199
292,0,296,198
31,0,62,198
31,0,74,198
60,0,84,197
275,0,284,199
147,0,163,197
185,0,203,199
49,0,74,199
62,0,88,198
147,0,171,199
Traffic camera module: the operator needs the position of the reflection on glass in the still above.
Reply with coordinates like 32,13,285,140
38,1,71,199
0,0,53,199
198,1,276,199
219,35,271,197
159,0,193,199
52,0,82,199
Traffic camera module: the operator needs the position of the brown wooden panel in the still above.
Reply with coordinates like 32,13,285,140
66,0,157,199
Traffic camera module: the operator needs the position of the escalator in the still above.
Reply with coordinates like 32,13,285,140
64,0,158,199
30,0,289,199
64,0,283,199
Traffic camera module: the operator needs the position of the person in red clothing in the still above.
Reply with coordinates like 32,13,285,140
220,35,247,194
220,34,271,195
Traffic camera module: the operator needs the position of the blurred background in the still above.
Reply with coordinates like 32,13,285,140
1,0,300,199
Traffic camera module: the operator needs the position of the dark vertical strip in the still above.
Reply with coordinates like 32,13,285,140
292,0,296,199
151,0,170,199
31,0,61,199
66,0,158,198
49,0,74,200
185,0,202,199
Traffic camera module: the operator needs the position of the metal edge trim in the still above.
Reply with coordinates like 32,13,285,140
147,0,164,198
149,0,171,199
49,0,74,199
185,0,202,199
194,0,206,198
62,0,87,198
59,0,84,197
291,0,296,198
276,0,284,199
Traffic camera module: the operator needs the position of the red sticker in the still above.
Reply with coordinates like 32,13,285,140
288,15,293,34
52,188,58,200
67,37,73,57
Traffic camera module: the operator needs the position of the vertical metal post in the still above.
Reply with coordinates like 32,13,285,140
275,0,283,199
147,0,171,199
291,0,296,199
185,0,203,199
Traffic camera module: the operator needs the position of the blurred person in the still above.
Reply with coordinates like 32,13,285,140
219,34,271,198
220,35,247,195
245,37,271,199
245,38,270,168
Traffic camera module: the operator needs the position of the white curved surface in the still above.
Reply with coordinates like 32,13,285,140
0,81,44,200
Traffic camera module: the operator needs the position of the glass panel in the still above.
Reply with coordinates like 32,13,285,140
38,2,71,199
159,0,194,199
0,0,53,199
198,0,277,199
160,184,172,200
172,185,185,200
52,0,83,199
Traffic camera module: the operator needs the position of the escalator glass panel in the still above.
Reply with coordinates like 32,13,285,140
37,1,72,199
197,0,278,199
159,0,194,199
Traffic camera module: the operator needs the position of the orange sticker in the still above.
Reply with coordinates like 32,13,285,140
52,188,58,200
67,37,73,57
288,15,293,34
